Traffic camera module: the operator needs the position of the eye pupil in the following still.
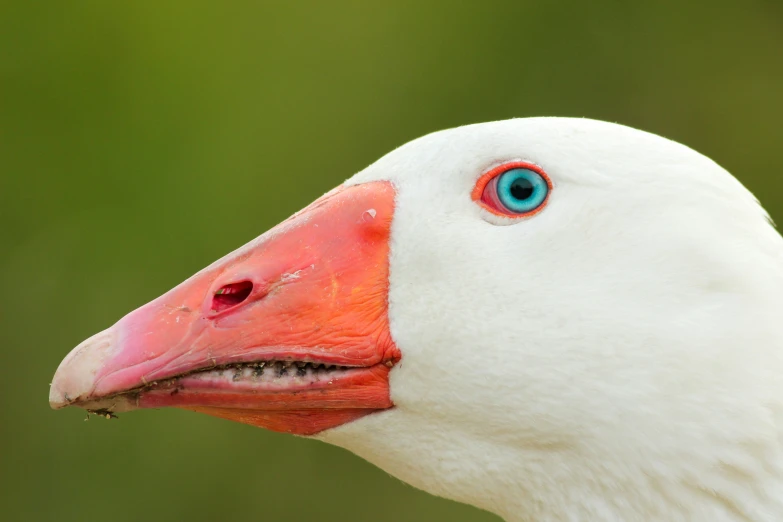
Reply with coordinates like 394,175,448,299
509,178,534,201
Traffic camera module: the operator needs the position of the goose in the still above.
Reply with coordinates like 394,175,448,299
49,118,783,521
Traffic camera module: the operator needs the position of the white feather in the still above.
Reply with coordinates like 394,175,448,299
318,118,783,521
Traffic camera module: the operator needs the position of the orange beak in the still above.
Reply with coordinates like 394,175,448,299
49,181,400,435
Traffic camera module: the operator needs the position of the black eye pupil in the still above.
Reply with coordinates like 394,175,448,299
510,178,534,200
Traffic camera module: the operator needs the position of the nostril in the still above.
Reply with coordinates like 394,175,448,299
212,281,253,313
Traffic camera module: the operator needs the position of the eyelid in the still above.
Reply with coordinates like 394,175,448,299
472,161,552,218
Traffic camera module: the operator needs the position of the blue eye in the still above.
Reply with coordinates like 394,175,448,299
495,168,549,214
473,162,552,218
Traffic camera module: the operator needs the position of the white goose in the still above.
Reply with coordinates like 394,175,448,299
50,118,783,521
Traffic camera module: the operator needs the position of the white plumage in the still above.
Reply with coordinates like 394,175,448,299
320,118,783,521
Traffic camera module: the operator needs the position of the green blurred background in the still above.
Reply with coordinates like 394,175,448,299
1,1,782,521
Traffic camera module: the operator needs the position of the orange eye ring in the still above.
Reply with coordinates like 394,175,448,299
472,161,552,218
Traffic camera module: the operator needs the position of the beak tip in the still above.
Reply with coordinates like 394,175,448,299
49,328,117,410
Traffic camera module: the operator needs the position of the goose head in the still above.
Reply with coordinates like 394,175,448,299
50,118,783,521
